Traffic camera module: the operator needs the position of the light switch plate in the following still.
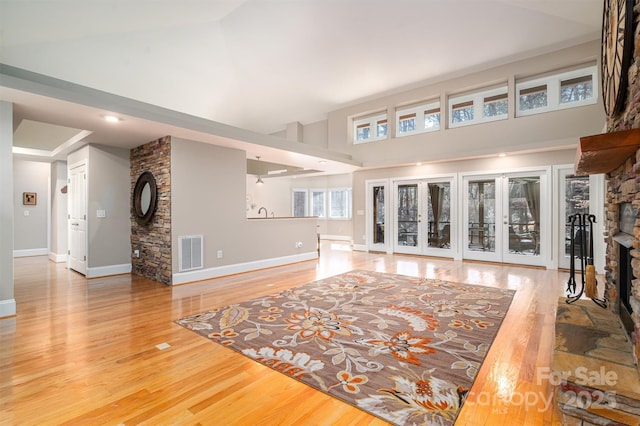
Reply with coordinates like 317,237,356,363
96,209,106,218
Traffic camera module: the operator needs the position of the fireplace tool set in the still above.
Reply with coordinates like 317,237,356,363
566,213,607,308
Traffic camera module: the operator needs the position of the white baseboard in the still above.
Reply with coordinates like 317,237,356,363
352,244,368,252
13,248,48,258
48,252,68,263
0,298,16,318
86,263,132,278
172,251,318,285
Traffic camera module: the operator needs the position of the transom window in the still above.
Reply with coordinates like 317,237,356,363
448,85,508,128
396,101,440,137
516,65,597,116
353,113,388,144
483,93,508,117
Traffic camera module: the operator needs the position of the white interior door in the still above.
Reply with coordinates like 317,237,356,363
68,162,87,275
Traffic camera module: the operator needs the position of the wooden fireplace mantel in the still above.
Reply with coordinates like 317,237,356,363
574,128,640,175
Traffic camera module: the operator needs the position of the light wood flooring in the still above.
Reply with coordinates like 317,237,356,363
1,241,571,425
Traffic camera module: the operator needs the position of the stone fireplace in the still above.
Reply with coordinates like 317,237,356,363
553,2,640,423
579,0,640,377
605,154,640,367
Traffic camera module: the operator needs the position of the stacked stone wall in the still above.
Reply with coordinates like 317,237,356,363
130,136,172,285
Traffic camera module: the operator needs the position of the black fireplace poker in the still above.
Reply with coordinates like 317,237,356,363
565,213,607,309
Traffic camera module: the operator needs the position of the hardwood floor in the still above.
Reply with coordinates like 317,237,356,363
1,241,570,425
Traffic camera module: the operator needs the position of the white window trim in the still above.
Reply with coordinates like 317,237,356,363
291,188,308,217
328,187,352,220
395,101,440,137
353,113,388,144
448,86,508,129
309,189,326,218
516,65,597,117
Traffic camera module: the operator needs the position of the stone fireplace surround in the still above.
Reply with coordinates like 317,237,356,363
554,3,640,423
605,151,640,369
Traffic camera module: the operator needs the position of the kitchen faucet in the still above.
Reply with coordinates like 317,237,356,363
258,207,268,218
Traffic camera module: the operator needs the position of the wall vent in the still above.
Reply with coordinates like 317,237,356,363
179,235,203,272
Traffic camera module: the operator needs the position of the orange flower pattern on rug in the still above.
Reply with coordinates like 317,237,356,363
176,270,514,426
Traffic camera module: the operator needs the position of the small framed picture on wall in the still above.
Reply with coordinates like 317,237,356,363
23,192,37,205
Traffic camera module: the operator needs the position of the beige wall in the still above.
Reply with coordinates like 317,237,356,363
67,144,131,273
13,159,49,252
322,41,603,167
50,161,68,261
268,41,606,248
88,145,131,268
171,138,317,283
246,176,292,218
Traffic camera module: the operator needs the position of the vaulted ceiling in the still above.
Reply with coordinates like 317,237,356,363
1,0,603,170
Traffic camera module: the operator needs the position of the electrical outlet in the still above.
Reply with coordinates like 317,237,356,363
133,249,140,258
217,250,223,259
295,241,303,248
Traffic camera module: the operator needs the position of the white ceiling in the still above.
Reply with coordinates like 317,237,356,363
0,0,603,170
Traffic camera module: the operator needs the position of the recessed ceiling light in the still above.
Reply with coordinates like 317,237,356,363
498,152,507,157
318,160,327,164
104,115,120,123
416,162,422,166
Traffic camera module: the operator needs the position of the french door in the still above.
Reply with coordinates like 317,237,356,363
462,170,547,267
393,177,455,257
556,167,604,270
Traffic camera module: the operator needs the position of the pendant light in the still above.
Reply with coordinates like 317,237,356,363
256,156,264,185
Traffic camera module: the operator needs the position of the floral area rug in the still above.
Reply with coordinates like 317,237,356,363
176,270,515,425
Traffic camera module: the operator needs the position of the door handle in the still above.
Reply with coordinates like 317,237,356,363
71,222,79,226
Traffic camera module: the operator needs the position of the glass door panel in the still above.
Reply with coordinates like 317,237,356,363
467,179,497,254
373,185,385,245
503,175,545,266
558,171,590,269
395,182,421,254
426,182,451,248
506,177,540,255
367,180,388,252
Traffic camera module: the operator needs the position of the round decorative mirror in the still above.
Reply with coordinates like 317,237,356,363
133,171,157,225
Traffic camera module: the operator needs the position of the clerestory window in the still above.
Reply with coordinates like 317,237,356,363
396,101,440,137
353,113,388,144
